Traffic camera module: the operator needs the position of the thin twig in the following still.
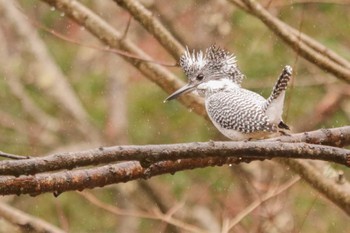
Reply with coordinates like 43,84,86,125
78,191,207,233
121,14,132,39
224,177,300,232
33,19,177,67
0,151,31,160
277,158,350,217
137,180,181,233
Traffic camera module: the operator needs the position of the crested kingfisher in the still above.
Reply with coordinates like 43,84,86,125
165,45,292,140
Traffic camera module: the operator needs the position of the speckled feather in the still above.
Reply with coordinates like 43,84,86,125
206,89,276,134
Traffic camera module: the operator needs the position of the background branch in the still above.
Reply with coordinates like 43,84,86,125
277,158,350,216
0,0,100,142
40,0,207,118
0,201,65,233
229,0,350,83
114,0,184,59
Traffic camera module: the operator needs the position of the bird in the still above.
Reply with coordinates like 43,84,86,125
165,45,292,141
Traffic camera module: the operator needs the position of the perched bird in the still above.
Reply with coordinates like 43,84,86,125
165,45,292,140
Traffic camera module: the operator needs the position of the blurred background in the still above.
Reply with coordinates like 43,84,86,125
0,0,350,232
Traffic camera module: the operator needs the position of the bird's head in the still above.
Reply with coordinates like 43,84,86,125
165,45,244,101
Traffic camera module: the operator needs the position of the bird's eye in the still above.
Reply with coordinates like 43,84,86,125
196,74,204,81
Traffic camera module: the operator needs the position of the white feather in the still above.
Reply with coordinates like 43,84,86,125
265,92,285,124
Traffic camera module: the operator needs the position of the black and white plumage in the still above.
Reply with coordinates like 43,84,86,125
165,45,292,140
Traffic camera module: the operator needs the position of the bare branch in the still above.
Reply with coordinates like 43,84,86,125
0,201,66,233
0,151,30,160
35,22,176,67
0,0,100,142
277,158,350,216
0,154,348,221
1,156,350,216
4,73,61,133
78,191,207,233
230,0,350,83
113,0,184,59
0,158,235,196
0,127,350,176
224,177,300,232
231,0,350,69
39,0,207,118
0,32,60,134
267,126,350,147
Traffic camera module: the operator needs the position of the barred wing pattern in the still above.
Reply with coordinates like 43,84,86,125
206,89,276,134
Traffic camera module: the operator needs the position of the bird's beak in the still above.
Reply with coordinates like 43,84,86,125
164,83,195,102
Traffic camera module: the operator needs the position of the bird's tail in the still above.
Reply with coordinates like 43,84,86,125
263,65,293,124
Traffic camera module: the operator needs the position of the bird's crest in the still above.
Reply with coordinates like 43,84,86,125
179,45,244,85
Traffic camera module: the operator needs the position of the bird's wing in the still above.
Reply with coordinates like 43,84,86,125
206,90,276,133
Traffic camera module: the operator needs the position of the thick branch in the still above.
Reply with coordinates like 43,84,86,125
114,0,184,59
266,126,350,147
230,0,350,70
2,156,350,217
0,158,238,196
39,0,206,118
0,127,350,176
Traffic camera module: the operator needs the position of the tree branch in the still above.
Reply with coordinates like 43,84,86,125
1,154,350,216
77,191,206,233
224,177,300,231
0,151,30,160
114,0,184,59
231,0,350,70
0,158,235,196
0,0,100,142
0,126,350,176
229,0,350,83
0,201,65,233
39,0,207,119
277,158,350,216
265,126,350,147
